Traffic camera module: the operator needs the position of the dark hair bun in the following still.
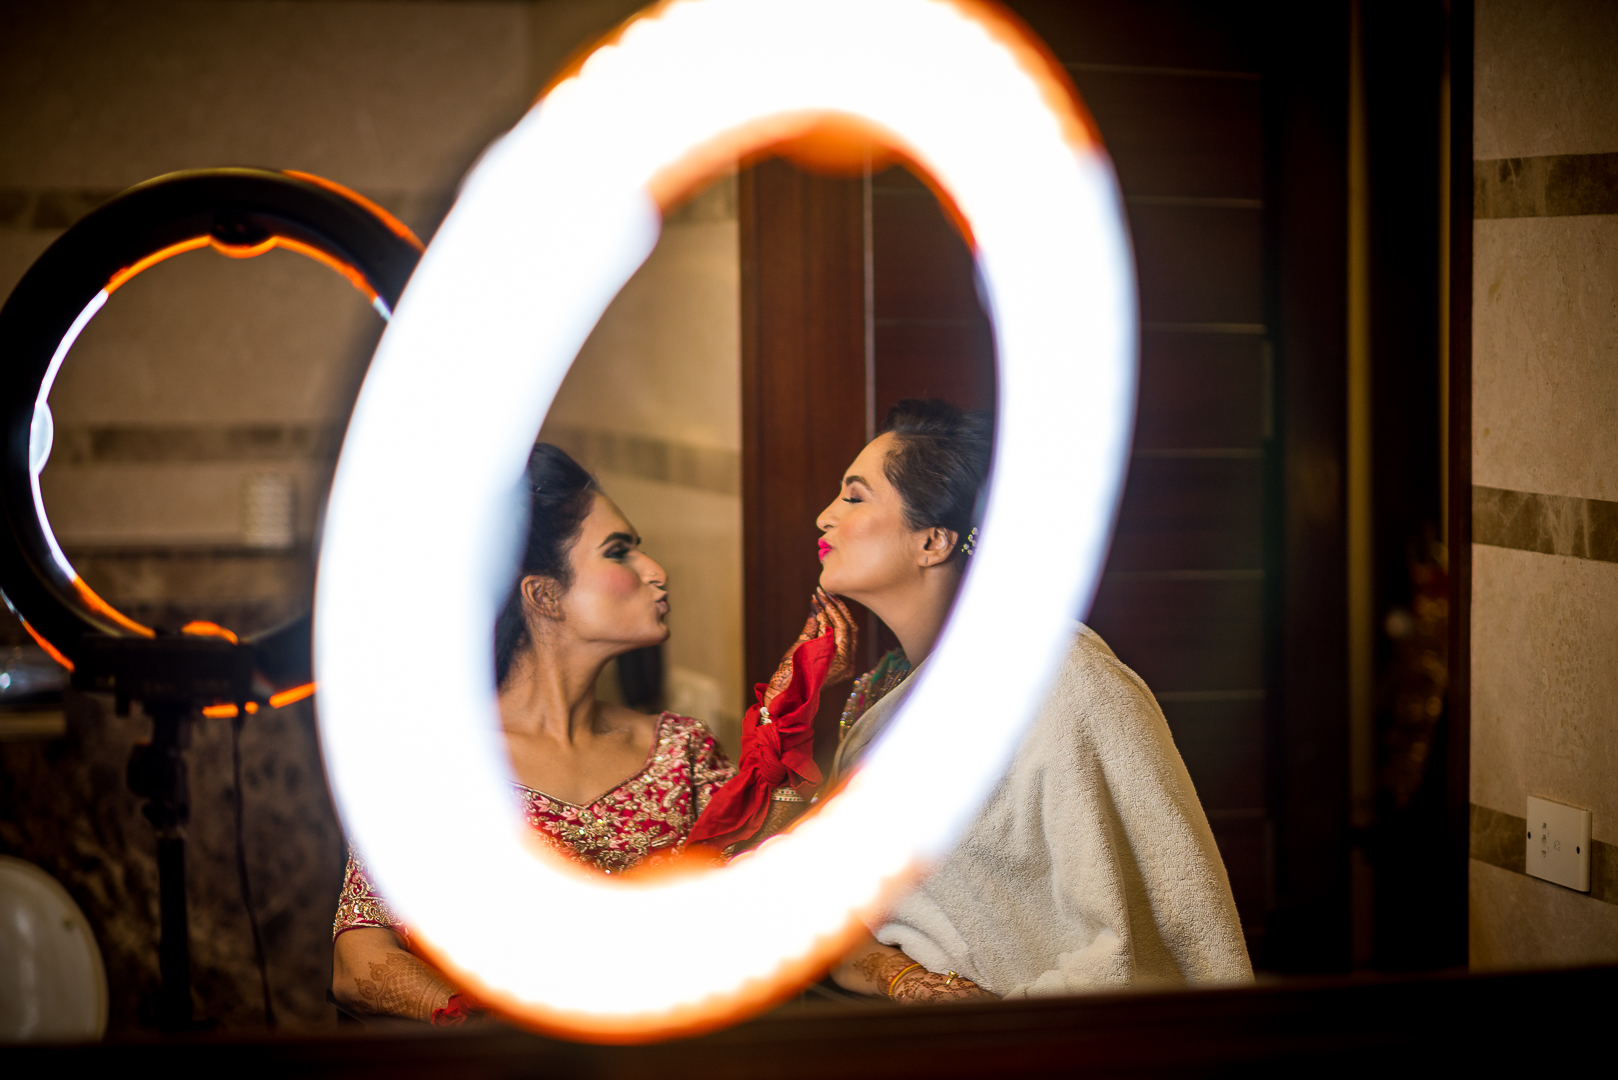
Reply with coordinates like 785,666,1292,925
879,398,993,559
494,443,600,687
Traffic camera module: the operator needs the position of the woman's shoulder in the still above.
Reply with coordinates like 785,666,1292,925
656,712,736,776
1040,622,1165,727
656,711,716,738
655,712,729,754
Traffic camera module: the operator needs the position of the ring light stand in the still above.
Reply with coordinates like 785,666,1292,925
0,169,422,1029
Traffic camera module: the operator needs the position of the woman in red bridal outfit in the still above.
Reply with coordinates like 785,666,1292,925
329,443,745,1024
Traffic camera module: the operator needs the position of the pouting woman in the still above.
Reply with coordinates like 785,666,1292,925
330,444,735,1023
817,399,1253,1003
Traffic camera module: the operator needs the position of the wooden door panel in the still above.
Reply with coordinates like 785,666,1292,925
872,322,996,419
1136,334,1267,450
1160,698,1267,808
1130,205,1266,324
1072,72,1264,198
871,179,981,319
1009,0,1261,71
1105,458,1265,572
738,160,866,689
1086,577,1265,691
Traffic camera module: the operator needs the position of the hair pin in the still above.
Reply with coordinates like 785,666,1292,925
960,526,978,557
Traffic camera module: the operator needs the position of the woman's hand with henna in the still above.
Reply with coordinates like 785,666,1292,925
832,932,998,1006
762,588,859,709
888,966,998,1006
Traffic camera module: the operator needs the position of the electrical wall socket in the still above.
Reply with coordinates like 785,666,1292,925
1525,796,1592,892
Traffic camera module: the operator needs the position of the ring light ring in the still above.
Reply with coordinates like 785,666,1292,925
317,0,1136,1042
0,169,423,673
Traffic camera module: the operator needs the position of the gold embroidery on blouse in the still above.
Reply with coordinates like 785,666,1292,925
333,713,734,939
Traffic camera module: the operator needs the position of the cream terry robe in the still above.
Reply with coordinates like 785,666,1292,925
835,624,1254,997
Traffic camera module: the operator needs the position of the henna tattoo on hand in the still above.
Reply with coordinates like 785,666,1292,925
890,968,997,1006
352,951,456,1021
849,949,997,1005
764,590,860,706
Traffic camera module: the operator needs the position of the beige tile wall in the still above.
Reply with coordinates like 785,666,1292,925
541,177,746,750
1472,217,1618,503
1,0,745,734
1471,0,1618,967
1470,545,1618,845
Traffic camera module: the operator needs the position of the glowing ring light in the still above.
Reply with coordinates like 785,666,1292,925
0,169,422,682
317,0,1135,1041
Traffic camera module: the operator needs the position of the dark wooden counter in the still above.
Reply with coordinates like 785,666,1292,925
8,963,1610,1077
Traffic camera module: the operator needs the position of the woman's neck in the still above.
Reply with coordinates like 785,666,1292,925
863,567,961,667
498,639,612,742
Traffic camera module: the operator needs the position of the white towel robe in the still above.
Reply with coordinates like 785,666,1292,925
838,624,1254,997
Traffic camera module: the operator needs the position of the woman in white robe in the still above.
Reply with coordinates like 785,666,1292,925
816,400,1252,1003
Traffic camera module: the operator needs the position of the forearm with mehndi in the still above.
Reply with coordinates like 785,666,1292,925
352,952,457,1021
851,948,993,1004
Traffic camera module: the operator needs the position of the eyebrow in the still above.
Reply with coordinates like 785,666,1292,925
844,474,871,489
598,531,639,548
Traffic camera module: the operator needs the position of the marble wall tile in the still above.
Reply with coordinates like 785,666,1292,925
1470,860,1618,969
1470,803,1529,875
1473,216,1618,503
0,1,530,193
1475,0,1618,160
545,217,742,453
1474,152,1618,219
1471,544,1618,844
51,424,340,466
0,692,345,1032
544,426,741,497
1473,486,1618,563
39,461,332,548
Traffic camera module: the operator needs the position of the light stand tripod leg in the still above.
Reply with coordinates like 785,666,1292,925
129,700,198,1030
155,834,193,1027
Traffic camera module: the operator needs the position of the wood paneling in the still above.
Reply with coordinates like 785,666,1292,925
1135,334,1267,450
1105,458,1265,572
1088,578,1265,692
1162,699,1267,808
1130,205,1266,324
1262,2,1353,971
738,160,867,692
1076,73,1264,198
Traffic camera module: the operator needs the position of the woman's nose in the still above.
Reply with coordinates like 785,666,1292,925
815,497,840,533
642,555,668,589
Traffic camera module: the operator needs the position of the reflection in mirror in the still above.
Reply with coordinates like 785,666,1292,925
735,153,1255,1005
538,172,745,756
34,246,384,636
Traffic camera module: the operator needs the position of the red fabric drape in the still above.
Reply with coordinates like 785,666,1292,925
685,631,835,853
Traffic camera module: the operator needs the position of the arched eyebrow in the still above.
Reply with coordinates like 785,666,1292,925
843,474,870,489
598,531,640,548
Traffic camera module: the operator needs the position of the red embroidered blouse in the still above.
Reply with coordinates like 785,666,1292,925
334,712,735,940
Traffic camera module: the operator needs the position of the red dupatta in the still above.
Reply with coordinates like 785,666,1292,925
685,591,851,854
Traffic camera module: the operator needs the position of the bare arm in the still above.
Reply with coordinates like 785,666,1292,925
831,930,997,1005
332,927,458,1021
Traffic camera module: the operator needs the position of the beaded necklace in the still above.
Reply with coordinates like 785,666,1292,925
839,649,913,746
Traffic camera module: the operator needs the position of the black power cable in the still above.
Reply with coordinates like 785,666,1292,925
231,714,276,1028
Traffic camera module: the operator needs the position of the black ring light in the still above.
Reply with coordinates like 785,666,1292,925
0,168,422,701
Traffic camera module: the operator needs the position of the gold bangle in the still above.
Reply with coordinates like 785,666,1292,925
887,962,924,999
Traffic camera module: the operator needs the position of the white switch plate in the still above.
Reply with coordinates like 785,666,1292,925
1526,796,1592,892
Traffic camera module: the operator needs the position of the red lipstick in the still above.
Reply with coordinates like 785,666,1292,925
817,539,831,560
